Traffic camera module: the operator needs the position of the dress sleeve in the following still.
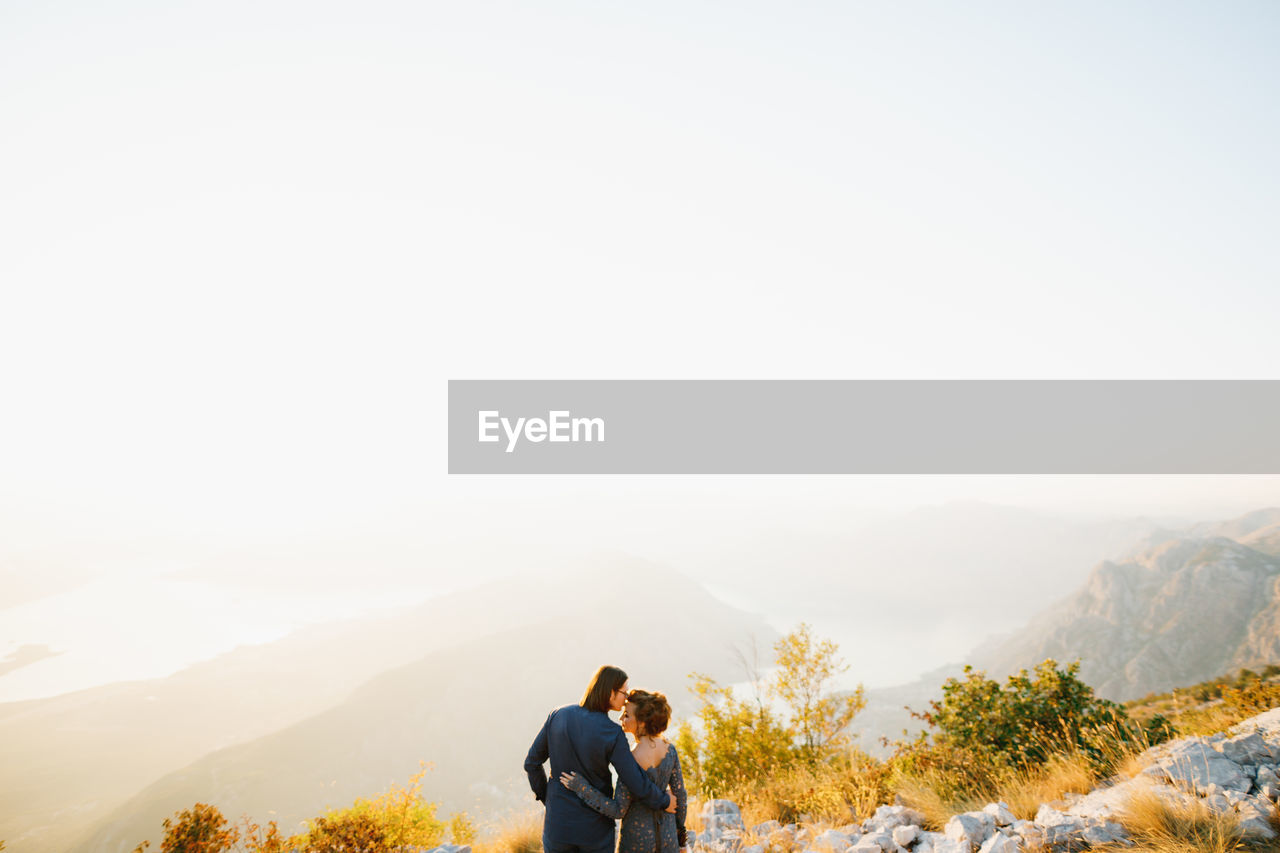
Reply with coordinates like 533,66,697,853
609,729,673,811
671,746,689,847
565,773,632,819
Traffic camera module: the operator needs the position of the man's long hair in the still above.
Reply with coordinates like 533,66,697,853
580,665,628,713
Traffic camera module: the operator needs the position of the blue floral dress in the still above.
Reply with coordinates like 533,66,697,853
566,742,688,853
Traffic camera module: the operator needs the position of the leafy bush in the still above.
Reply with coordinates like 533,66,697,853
131,804,285,853
289,764,446,851
908,659,1170,773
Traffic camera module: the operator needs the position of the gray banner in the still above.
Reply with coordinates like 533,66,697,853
447,380,1280,474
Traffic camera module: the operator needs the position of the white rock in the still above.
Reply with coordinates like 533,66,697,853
1204,794,1232,816
1222,731,1278,765
1161,754,1251,794
1032,805,1082,830
1239,815,1278,841
704,799,742,817
742,845,767,853
1079,821,1126,846
754,821,783,837
976,833,1017,853
870,806,926,831
945,812,995,848
982,803,1016,827
1009,822,1044,850
930,837,971,853
816,830,853,851
859,831,895,853
1066,779,1141,821
891,826,919,847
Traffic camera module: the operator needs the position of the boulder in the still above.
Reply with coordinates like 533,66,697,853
1034,805,1085,847
704,800,741,815
982,803,1016,827
1239,815,1278,841
1160,753,1251,794
1203,794,1232,816
1079,821,1126,846
710,833,745,853
945,813,995,849
857,831,895,853
1237,800,1279,840
869,806,926,831
1009,821,1044,850
976,833,1017,853
930,837,972,853
753,821,783,837
891,826,920,848
1065,778,1141,821
815,830,853,851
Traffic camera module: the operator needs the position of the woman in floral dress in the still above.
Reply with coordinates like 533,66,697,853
560,689,689,853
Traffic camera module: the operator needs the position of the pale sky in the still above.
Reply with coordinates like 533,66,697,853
3,1,1279,531
2,3,1279,697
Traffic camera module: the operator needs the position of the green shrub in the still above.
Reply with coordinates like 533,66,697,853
909,659,1170,773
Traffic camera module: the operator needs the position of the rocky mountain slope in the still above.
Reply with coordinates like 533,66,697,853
972,532,1280,701
852,508,1280,752
697,706,1280,853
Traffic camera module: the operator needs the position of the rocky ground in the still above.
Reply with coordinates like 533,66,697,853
693,707,1280,853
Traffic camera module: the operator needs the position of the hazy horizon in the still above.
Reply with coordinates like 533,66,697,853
5,480,1280,703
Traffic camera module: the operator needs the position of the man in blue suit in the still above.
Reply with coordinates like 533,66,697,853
526,665,676,853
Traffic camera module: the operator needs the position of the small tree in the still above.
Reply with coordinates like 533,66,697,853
676,672,796,798
770,623,866,761
677,625,867,800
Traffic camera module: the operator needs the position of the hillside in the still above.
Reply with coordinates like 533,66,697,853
851,508,1280,752
71,566,774,853
971,535,1280,700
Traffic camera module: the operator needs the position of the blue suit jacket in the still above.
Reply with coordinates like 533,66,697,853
525,704,673,846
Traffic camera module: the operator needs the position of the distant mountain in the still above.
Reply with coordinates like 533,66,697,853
1,560,769,853
71,562,773,853
851,508,1280,752
680,502,1167,686
970,530,1280,701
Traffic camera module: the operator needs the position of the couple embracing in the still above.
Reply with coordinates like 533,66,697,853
525,665,689,853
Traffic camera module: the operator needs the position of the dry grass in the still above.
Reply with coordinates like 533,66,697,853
997,752,1096,821
1110,789,1248,853
893,767,988,831
730,759,888,827
894,749,1098,829
474,809,543,853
